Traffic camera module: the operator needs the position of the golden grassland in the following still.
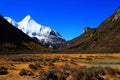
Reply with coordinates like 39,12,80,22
0,53,120,80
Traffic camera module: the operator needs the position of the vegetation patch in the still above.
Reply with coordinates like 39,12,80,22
0,67,8,75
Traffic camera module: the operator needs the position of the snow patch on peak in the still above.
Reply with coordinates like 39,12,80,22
4,17,18,27
18,15,32,26
18,16,43,35
22,15,31,21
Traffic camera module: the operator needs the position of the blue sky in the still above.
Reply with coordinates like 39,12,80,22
0,0,120,40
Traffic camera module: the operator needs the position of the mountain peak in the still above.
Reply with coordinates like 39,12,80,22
26,14,31,18
115,6,120,16
110,7,120,22
25,15,31,19
21,15,32,22
117,6,120,10
116,6,120,14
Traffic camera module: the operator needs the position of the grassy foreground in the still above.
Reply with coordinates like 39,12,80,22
0,53,120,80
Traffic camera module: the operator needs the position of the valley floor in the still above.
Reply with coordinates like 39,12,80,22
0,53,120,80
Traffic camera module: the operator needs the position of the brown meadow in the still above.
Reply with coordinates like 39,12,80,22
0,53,120,80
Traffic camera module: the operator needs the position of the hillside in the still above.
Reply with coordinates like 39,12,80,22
0,15,48,53
61,7,120,53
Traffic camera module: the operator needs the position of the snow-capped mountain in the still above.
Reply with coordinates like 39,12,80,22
4,17,18,27
4,15,66,49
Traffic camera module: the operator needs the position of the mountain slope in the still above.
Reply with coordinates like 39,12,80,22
5,15,66,49
0,15,47,52
61,7,120,53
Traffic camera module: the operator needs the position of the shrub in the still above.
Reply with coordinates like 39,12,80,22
29,64,37,70
71,66,104,80
85,57,93,60
70,68,80,79
105,67,116,75
19,69,33,76
19,69,27,76
95,67,105,76
116,70,120,75
38,58,43,62
97,76,104,80
50,57,59,63
47,61,54,66
0,67,8,75
34,62,41,68
39,69,58,80
57,73,66,80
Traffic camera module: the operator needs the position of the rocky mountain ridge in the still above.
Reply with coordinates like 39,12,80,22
60,7,120,53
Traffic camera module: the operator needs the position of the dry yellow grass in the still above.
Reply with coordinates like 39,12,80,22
0,53,120,80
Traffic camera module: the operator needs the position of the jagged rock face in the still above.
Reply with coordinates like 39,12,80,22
84,27,91,33
83,27,97,37
112,7,120,21
61,7,120,53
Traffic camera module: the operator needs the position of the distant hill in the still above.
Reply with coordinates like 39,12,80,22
0,15,48,53
61,7,120,53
